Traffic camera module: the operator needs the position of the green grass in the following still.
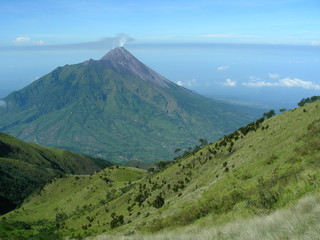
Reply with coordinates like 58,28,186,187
1,166,146,239
1,100,320,239
89,192,320,240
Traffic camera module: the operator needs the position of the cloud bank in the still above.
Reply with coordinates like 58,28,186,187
268,73,280,79
222,79,236,87
4,34,134,51
177,79,197,88
243,77,320,90
310,41,320,46
197,34,255,38
13,37,31,45
13,36,45,46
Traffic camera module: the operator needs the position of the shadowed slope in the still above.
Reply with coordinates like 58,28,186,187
0,132,111,214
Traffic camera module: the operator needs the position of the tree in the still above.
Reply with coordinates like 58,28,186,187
279,108,287,113
174,148,181,153
156,161,171,170
263,110,275,119
152,195,165,209
110,213,124,228
55,212,68,229
298,96,320,107
199,138,208,146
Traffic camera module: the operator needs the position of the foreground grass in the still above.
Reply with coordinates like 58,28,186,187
89,192,320,240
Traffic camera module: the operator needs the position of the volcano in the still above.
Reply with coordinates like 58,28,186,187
0,47,256,162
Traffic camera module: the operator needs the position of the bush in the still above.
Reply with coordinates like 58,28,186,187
256,177,278,210
55,212,68,229
263,110,276,119
298,96,320,106
110,214,124,228
152,195,165,209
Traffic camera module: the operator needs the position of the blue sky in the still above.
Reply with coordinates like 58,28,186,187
1,0,320,108
1,0,320,46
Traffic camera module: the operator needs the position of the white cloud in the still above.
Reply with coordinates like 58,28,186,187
177,81,183,86
6,34,134,51
197,34,255,38
243,77,320,90
217,65,230,71
0,100,6,108
268,73,280,79
13,37,45,46
279,78,320,89
222,78,236,87
13,36,31,45
176,79,197,88
33,40,45,46
249,76,261,81
310,41,320,46
243,81,277,87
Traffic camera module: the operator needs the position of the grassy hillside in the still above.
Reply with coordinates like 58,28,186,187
0,166,146,239
0,133,112,214
1,100,320,239
90,193,320,240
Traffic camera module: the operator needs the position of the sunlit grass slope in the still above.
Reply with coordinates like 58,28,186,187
1,100,320,239
1,166,146,239
91,193,320,240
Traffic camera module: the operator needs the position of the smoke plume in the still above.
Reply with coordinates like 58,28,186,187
114,33,134,48
1,34,134,51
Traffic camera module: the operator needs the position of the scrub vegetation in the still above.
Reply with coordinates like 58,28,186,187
1,99,320,239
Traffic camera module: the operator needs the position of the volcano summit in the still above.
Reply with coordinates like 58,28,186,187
0,47,256,162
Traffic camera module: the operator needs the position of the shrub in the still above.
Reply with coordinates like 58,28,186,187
110,214,124,228
152,195,165,209
298,96,320,106
256,177,279,210
263,110,276,119
55,212,68,229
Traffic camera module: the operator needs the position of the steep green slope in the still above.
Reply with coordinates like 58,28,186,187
0,133,112,214
2,101,319,239
0,48,259,162
0,166,146,239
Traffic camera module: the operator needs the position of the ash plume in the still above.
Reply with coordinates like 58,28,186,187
113,33,134,48
1,34,134,51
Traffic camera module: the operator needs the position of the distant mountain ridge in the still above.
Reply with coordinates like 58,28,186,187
0,47,258,162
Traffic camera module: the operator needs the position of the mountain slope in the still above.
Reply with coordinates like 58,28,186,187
0,133,112,214
0,47,259,162
2,100,320,239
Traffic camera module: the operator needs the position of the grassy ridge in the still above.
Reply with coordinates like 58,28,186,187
1,100,320,239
